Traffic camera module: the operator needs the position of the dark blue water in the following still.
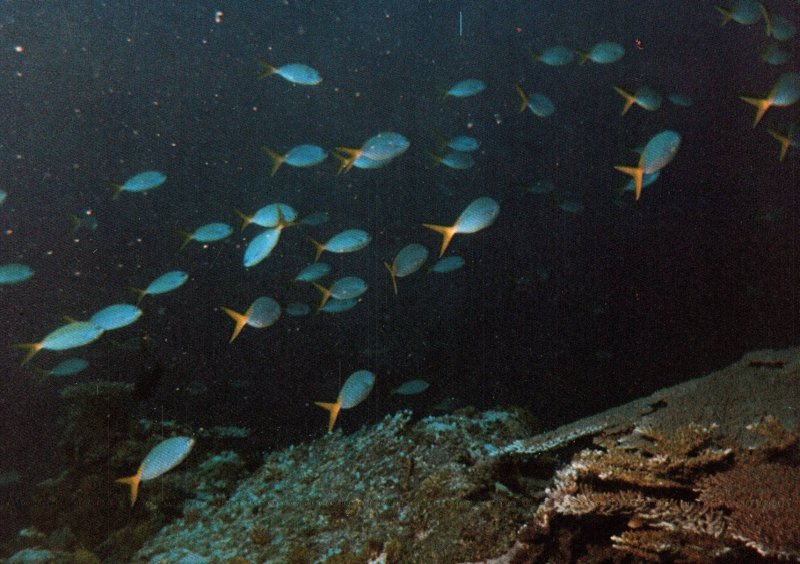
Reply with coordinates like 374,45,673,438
1,0,799,543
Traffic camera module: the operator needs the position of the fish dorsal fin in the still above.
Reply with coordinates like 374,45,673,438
221,306,248,343
422,223,456,257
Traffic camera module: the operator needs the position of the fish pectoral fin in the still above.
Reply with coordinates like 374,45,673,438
314,401,342,432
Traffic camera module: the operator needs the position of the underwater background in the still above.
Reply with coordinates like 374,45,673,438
0,0,799,553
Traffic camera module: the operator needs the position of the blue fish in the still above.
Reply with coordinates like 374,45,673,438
257,59,322,85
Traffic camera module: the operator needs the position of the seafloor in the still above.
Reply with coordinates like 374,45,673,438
3,347,799,563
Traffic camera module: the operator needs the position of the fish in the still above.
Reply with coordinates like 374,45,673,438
532,45,575,66
243,228,281,268
760,43,790,66
176,223,233,250
313,277,368,310
131,270,189,304
299,211,330,226
423,197,500,256
740,72,800,127
115,436,195,506
293,262,331,284
385,243,429,294
524,179,556,195
15,321,105,365
285,302,311,316
309,229,371,261
444,78,486,99
0,263,34,285
575,41,625,64
614,130,681,200
0,189,6,205
716,0,763,26
90,304,143,330
558,199,585,214
431,151,475,170
38,357,89,377
236,203,298,231
262,144,327,176
319,297,360,313
667,93,693,107
256,59,322,85
221,296,281,343
111,171,166,199
444,135,480,152
334,132,410,173
612,85,662,115
770,14,796,41
314,370,375,432
430,255,465,273
515,83,555,118
392,379,430,395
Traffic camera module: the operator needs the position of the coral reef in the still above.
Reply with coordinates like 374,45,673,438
133,409,541,563
510,417,800,562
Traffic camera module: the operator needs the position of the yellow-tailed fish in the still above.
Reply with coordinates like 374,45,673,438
385,243,429,294
221,296,281,343
309,229,371,261
15,322,105,365
614,130,681,201
115,436,195,506
262,145,327,176
256,59,321,85
314,370,375,432
423,197,500,256
740,72,800,127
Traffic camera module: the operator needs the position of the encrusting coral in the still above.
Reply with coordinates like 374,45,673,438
511,417,800,562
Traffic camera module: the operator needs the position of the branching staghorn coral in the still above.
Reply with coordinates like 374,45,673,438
512,419,800,562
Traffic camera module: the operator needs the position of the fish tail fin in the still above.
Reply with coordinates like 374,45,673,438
256,58,277,78
423,223,456,257
309,237,325,262
313,283,331,312
530,49,541,63
432,130,448,152
221,306,247,343
612,86,636,116
768,128,791,161
714,6,732,25
262,147,284,176
110,183,124,200
129,287,147,305
115,466,143,507
13,343,43,366
427,153,443,167
384,261,398,295
758,2,771,36
175,229,193,251
515,83,529,113
739,95,771,128
333,147,359,174
437,87,450,102
234,209,252,231
314,400,342,432
614,164,644,201
574,49,589,64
